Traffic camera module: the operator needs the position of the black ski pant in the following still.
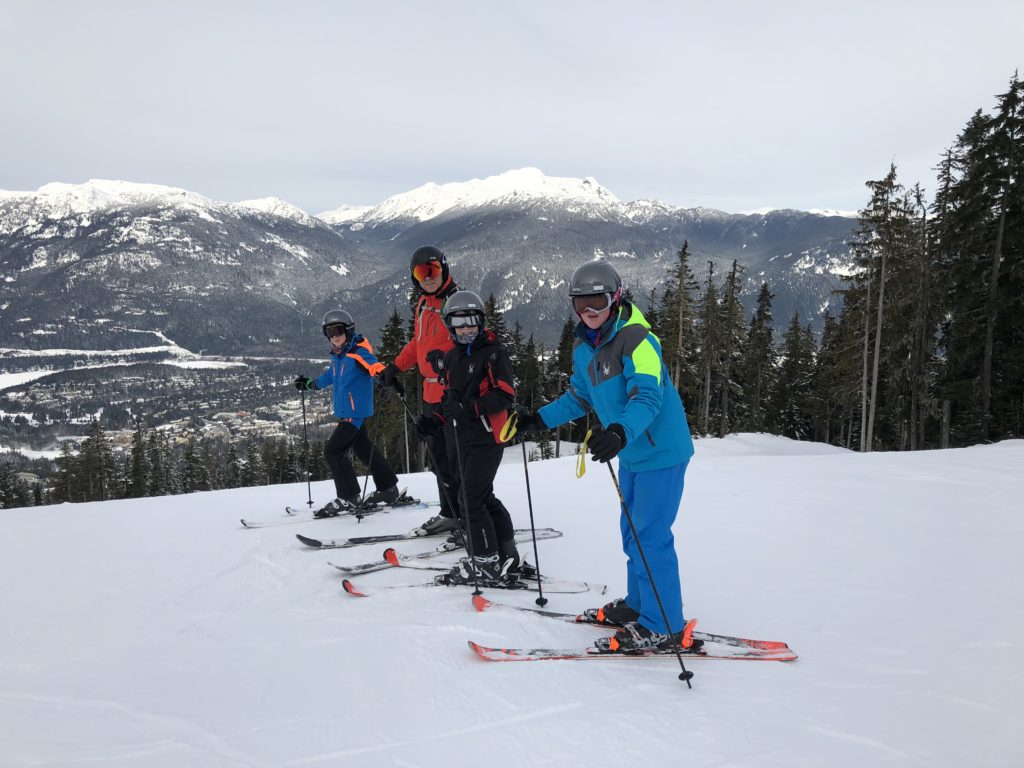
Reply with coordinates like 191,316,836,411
445,430,514,557
324,420,398,501
423,402,461,520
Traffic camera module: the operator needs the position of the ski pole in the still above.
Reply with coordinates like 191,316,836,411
519,439,547,607
392,391,459,517
606,463,693,687
449,415,482,596
300,387,313,508
356,386,381,517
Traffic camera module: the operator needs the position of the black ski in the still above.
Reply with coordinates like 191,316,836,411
341,575,601,598
240,495,435,528
297,526,562,550
327,529,563,575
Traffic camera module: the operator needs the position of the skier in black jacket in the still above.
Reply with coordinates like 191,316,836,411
425,290,522,585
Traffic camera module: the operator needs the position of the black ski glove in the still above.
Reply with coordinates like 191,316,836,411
379,364,404,396
294,375,315,391
416,414,442,438
589,423,626,463
441,396,467,422
515,411,546,434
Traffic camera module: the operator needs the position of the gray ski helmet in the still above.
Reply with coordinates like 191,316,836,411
568,260,623,297
322,309,354,338
409,244,450,291
442,290,485,342
443,290,486,331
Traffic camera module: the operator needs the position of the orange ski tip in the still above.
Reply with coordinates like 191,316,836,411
681,618,698,649
341,579,366,597
383,548,400,566
472,594,492,612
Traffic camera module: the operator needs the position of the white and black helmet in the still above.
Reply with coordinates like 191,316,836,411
322,309,354,338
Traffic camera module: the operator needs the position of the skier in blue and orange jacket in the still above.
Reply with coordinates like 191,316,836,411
295,309,400,517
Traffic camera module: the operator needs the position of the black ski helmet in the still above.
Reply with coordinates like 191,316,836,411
568,260,622,297
322,309,354,338
443,290,486,343
409,245,450,292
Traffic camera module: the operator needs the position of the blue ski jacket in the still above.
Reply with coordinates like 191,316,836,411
538,302,694,473
314,334,385,420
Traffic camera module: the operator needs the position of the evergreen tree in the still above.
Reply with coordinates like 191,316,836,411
52,441,77,503
717,260,748,436
181,436,211,492
129,421,151,498
694,262,723,435
483,293,510,348
737,282,777,432
78,419,116,501
769,313,817,439
224,443,242,489
0,462,32,509
655,241,700,410
241,433,267,487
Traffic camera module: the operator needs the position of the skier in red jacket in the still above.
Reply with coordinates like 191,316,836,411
378,246,463,535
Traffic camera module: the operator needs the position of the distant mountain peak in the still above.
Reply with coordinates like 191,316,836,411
0,179,220,219
360,167,621,224
234,197,319,227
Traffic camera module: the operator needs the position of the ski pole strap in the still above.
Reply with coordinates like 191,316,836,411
499,411,518,443
576,429,593,478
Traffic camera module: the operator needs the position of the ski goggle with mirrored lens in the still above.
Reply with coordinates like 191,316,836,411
412,261,443,282
447,313,481,328
571,293,613,315
323,323,351,338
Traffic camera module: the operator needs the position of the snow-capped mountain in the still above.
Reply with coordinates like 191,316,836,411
0,171,857,354
354,167,622,225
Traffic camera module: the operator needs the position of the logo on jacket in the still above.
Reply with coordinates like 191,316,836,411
468,362,475,375
602,362,611,376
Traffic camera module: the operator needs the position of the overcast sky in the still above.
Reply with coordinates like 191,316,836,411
2,1,1021,214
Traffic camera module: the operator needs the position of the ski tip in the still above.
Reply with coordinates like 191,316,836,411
341,579,367,597
383,548,400,566
471,594,492,613
295,534,322,548
240,519,250,528
467,640,487,657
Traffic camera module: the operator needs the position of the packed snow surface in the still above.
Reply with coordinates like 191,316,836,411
1,435,1021,767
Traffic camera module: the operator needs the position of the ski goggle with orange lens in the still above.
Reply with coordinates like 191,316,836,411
572,293,613,315
412,261,443,282
323,323,350,338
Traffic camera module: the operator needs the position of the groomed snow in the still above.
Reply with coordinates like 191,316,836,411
1,435,1021,767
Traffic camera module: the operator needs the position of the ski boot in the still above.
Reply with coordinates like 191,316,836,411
362,485,401,507
498,540,537,582
579,597,640,627
594,619,703,654
412,513,461,537
435,554,503,586
313,496,363,519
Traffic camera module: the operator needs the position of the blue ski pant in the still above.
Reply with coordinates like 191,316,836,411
618,460,688,634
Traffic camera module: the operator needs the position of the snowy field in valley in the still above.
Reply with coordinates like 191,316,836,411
1,434,1021,767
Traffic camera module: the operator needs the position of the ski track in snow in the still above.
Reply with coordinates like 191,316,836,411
1,435,1023,767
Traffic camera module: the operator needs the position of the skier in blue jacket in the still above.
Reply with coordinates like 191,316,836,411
295,310,400,517
517,261,697,652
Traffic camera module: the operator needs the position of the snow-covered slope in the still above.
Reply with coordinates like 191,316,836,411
2,435,1021,767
